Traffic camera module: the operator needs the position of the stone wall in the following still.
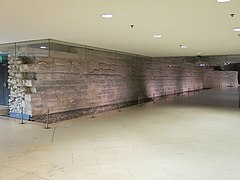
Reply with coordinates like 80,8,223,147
224,63,240,83
7,49,238,122
203,69,238,88
8,57,36,118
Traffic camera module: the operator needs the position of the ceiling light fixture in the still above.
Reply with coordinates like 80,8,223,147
154,34,162,38
216,0,231,2
233,27,240,32
180,45,187,48
101,14,113,18
40,46,47,49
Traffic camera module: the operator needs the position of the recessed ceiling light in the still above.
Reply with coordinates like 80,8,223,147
40,46,47,49
233,27,240,32
154,34,162,38
180,45,187,48
217,0,231,2
101,14,113,18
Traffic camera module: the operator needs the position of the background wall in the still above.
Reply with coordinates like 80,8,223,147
7,49,239,122
203,69,238,89
224,63,240,83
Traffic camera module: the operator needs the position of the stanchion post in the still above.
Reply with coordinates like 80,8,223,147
138,96,141,107
164,92,167,104
118,99,121,112
19,106,25,124
153,93,155,104
45,109,50,129
91,101,95,118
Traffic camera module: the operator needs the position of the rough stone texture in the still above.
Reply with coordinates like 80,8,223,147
8,57,36,116
203,69,238,88
7,48,239,123
224,63,240,83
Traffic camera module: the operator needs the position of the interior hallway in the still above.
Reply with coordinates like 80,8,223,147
0,88,240,180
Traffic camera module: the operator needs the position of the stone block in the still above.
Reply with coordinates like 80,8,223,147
23,80,32,87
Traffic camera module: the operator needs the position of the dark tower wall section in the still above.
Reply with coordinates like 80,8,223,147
7,49,238,123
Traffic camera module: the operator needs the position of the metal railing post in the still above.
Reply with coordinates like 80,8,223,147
19,106,25,124
138,96,141,107
118,99,121,112
164,92,167,104
182,89,184,99
45,109,50,129
91,101,95,118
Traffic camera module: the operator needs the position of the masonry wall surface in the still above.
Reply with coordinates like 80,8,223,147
224,63,240,83
203,69,238,88
7,49,238,122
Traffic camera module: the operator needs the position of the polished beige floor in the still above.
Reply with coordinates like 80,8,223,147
0,88,240,180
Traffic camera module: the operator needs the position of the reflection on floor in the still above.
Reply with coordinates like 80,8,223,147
0,88,240,180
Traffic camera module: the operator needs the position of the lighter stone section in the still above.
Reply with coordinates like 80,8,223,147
8,57,36,116
8,58,25,114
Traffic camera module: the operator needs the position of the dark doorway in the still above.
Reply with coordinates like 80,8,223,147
0,55,9,105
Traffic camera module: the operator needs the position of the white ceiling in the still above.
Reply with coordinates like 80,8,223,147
0,0,240,57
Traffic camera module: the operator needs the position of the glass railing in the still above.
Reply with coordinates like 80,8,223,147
0,38,150,61
0,39,49,57
1,38,239,67
0,42,16,57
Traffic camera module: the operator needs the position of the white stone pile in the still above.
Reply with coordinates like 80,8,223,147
8,58,26,113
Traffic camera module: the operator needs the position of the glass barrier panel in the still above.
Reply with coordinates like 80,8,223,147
0,43,16,57
16,39,49,57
